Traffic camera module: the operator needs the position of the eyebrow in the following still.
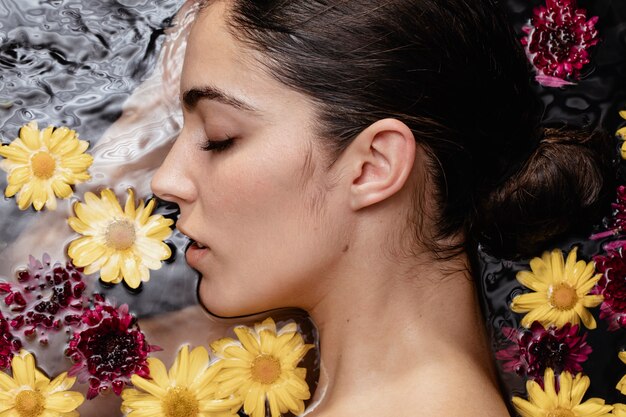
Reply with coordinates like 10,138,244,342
181,86,259,113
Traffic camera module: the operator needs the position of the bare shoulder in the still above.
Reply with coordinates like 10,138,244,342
311,352,511,417
401,355,512,417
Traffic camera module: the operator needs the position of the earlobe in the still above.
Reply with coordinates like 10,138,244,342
349,118,416,210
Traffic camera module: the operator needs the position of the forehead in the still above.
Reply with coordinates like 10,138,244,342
183,3,252,96
182,2,300,113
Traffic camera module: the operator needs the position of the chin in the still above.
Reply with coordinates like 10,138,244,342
198,280,261,318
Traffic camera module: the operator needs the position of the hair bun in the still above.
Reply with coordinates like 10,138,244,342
475,127,616,258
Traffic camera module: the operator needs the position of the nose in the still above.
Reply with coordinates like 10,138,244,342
151,130,197,204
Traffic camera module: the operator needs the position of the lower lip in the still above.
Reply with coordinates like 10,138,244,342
185,244,210,268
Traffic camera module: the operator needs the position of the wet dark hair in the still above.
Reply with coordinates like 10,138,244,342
207,0,614,258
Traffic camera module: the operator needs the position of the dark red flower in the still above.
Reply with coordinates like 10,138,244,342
66,295,159,399
0,254,88,344
592,248,626,330
521,0,599,87
0,311,21,370
496,321,591,380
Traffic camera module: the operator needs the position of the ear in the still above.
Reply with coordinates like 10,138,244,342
347,118,416,210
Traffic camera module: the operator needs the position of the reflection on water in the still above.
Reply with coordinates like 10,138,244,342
0,0,625,416
0,0,194,314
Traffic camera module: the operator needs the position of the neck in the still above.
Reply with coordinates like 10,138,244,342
304,247,496,413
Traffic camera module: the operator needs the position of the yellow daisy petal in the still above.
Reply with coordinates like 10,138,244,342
45,391,84,412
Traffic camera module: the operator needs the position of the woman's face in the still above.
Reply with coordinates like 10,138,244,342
151,2,351,317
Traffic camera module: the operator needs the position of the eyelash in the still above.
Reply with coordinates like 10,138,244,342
200,137,234,153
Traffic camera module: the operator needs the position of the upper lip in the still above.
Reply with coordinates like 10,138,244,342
176,224,209,249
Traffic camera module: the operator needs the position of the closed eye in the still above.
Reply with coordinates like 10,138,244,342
200,137,234,152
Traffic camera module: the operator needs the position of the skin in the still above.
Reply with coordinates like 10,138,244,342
151,2,511,416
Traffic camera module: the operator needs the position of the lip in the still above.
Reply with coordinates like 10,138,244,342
185,241,210,269
177,226,211,269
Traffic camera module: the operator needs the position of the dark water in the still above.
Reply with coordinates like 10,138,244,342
0,0,625,416
481,0,626,410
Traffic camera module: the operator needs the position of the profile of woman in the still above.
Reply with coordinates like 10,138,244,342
150,1,610,416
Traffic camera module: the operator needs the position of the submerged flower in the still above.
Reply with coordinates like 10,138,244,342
0,311,21,370
67,188,174,289
0,121,93,210
0,350,84,417
521,0,599,87
591,185,626,246
495,321,591,380
211,317,314,417
0,254,88,344
512,368,612,417
592,248,626,330
66,295,158,399
510,248,603,329
122,345,241,417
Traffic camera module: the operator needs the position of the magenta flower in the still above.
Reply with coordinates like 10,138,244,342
521,0,599,87
592,248,626,330
66,295,158,399
496,321,591,380
0,311,21,370
0,254,88,344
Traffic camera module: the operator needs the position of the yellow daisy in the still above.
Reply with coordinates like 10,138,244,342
512,368,612,417
67,188,174,288
121,345,241,417
211,317,314,417
0,121,93,210
613,404,626,417
0,350,84,417
617,111,626,160
510,248,603,329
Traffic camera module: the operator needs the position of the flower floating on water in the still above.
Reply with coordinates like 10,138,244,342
512,368,612,417
592,248,626,330
0,254,88,344
0,121,93,210
0,311,21,370
66,295,158,399
521,0,599,87
0,350,84,417
121,345,241,417
510,248,603,329
618,111,626,160
67,188,174,289
211,317,314,417
495,321,591,380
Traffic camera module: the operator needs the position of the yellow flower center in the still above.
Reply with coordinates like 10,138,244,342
549,283,579,311
30,152,56,179
251,354,282,385
162,387,199,417
14,390,45,417
105,220,136,251
546,408,575,417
